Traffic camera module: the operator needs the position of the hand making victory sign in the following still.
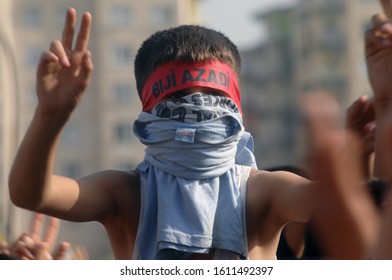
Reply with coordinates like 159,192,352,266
36,7,93,121
7,214,70,260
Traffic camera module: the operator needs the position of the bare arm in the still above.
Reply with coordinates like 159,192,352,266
268,171,314,224
372,108,392,259
246,167,313,260
302,92,380,259
366,1,392,258
366,2,392,179
247,168,313,228
7,8,109,221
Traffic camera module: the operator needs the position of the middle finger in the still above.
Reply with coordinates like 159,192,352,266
74,11,92,52
42,217,60,250
29,213,44,242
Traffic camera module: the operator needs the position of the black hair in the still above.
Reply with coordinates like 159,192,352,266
134,25,241,100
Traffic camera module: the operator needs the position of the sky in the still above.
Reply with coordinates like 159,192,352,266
198,0,296,50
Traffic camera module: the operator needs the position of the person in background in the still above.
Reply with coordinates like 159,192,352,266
284,0,392,259
0,213,88,260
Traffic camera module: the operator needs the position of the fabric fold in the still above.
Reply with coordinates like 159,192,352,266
132,93,256,259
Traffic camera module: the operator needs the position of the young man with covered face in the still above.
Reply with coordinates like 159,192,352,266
9,7,314,260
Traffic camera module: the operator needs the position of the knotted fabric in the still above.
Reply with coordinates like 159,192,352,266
132,93,256,259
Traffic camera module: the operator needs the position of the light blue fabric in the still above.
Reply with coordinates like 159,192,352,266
235,130,257,167
134,112,243,179
132,93,257,259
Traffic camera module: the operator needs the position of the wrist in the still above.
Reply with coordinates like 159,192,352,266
374,98,392,114
35,103,72,122
33,106,70,132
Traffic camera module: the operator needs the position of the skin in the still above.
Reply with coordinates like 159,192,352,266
367,1,392,180
1,214,71,260
369,0,392,259
278,0,392,259
302,93,380,259
279,0,392,260
8,7,314,260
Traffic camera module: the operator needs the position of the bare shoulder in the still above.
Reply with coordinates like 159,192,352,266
247,168,303,195
76,169,140,259
77,169,140,216
247,168,313,223
248,168,308,187
248,169,310,199
246,169,312,259
105,169,140,215
78,169,140,192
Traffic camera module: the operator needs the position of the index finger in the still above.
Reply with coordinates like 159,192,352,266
74,11,92,52
41,217,60,250
61,7,77,51
29,213,44,242
380,0,392,19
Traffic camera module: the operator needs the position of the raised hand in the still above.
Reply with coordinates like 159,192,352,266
36,7,93,121
373,107,392,259
366,1,392,105
8,213,71,260
302,92,380,259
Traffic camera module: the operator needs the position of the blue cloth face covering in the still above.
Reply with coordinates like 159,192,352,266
132,92,257,259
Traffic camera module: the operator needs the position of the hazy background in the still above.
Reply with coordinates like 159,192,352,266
199,0,296,50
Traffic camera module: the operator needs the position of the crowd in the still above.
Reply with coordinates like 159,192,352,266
0,213,88,260
2,0,392,260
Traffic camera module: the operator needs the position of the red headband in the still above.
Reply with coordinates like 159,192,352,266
141,60,242,113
